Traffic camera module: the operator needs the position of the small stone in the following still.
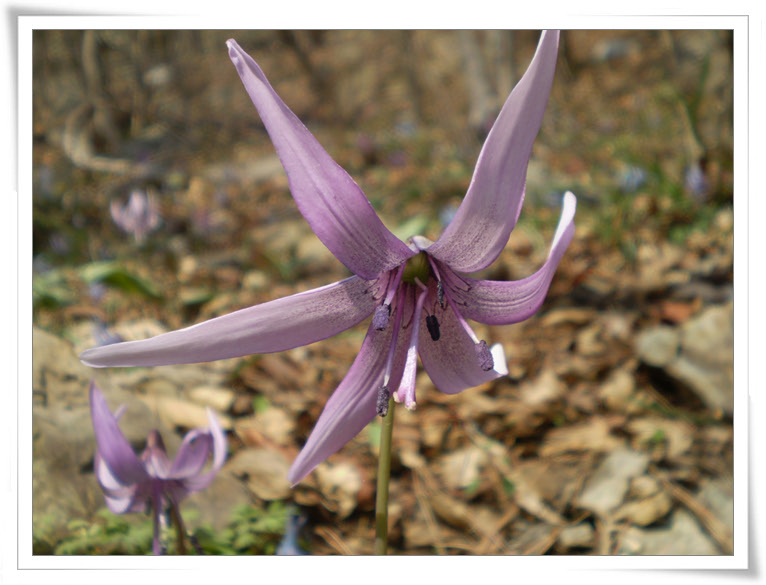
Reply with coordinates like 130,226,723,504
188,385,237,412
636,325,680,367
598,368,639,413
559,523,595,549
242,270,268,290
142,394,233,431
629,475,662,499
577,449,650,516
617,509,718,555
227,448,292,501
315,462,363,519
615,491,673,526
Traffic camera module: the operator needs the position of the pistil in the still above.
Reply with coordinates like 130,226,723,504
394,279,429,410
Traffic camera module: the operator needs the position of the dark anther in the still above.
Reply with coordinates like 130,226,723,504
475,340,494,371
425,315,440,341
437,280,446,309
376,385,390,417
372,304,391,331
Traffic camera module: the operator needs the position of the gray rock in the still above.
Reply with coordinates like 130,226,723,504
668,303,733,414
227,448,292,501
577,449,650,517
635,326,680,367
618,509,719,555
635,303,733,415
559,522,595,549
698,477,734,533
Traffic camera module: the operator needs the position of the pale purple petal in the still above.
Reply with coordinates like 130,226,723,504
168,430,212,480
427,30,560,273
417,296,509,395
180,409,228,492
140,434,172,479
94,450,139,514
89,382,151,485
227,39,415,279
102,488,138,515
80,276,377,368
447,191,576,325
287,317,409,485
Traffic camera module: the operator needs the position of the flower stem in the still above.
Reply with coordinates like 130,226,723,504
374,396,395,555
168,500,188,555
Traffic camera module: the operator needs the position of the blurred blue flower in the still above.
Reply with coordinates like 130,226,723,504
684,161,711,202
276,514,309,555
617,164,647,193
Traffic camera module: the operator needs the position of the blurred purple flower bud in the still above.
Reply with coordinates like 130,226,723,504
684,161,711,202
110,189,162,244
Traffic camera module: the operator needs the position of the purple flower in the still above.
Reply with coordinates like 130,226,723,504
110,189,161,243
89,382,227,554
80,30,576,485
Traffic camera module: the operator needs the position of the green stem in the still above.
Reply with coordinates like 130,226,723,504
374,396,395,555
168,500,188,555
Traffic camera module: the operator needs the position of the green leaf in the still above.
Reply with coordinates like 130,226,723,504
33,269,77,308
79,261,163,300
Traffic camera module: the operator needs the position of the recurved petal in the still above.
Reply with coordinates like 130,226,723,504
168,430,212,480
94,450,139,514
227,39,415,279
417,298,509,395
80,276,377,368
102,486,139,515
89,382,151,486
287,317,409,485
427,30,560,273
448,191,576,325
180,409,228,492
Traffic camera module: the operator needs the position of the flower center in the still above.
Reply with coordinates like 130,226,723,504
401,252,432,286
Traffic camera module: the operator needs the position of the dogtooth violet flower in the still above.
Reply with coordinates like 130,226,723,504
80,30,576,485
89,382,227,554
109,188,161,244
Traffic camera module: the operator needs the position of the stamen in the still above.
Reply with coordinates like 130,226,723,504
381,286,406,389
384,265,405,306
425,314,440,341
372,304,391,331
376,385,390,417
373,266,405,331
474,340,494,371
437,280,446,309
427,258,493,371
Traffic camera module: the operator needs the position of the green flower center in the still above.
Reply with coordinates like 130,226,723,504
401,252,432,285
